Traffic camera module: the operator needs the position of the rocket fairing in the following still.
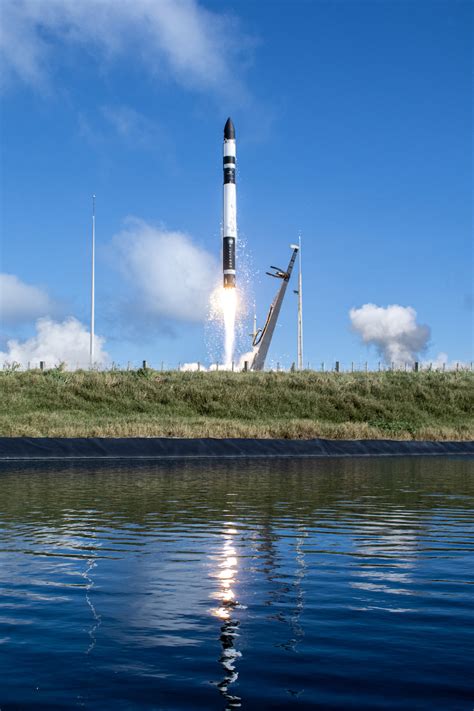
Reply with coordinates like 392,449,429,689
223,117,236,289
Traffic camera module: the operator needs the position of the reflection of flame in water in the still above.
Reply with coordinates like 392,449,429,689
210,524,242,709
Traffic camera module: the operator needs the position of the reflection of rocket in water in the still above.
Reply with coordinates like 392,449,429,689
210,525,242,709
218,612,241,709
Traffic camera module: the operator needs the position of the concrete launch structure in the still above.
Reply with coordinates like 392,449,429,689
223,117,236,288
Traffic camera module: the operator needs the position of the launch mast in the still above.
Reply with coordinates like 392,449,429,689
251,245,299,371
295,235,304,370
90,194,95,367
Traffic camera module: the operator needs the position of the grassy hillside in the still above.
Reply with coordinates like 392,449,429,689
0,368,472,440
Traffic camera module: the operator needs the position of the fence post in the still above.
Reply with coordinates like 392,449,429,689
414,361,419,372
351,361,354,372
161,361,164,372
40,361,45,371
335,361,340,373
365,361,368,373
231,361,234,372
290,362,296,373
321,362,325,372
142,360,148,370
197,362,201,372
243,361,248,372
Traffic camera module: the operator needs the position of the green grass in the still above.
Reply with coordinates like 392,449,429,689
0,368,472,439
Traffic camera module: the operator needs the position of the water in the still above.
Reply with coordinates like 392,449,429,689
0,457,473,710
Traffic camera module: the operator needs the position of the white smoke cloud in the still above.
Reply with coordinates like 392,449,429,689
180,350,255,372
0,0,249,96
0,273,56,324
180,362,204,372
421,352,470,371
0,317,108,369
112,218,219,324
350,303,430,365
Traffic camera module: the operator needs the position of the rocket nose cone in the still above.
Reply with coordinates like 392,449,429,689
224,117,235,140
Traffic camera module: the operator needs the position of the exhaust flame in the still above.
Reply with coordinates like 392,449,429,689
221,288,237,367
207,277,249,369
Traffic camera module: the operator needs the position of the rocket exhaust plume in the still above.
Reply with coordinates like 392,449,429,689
222,287,237,366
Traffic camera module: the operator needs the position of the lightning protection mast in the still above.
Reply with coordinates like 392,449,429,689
293,235,304,369
90,194,96,368
297,234,303,370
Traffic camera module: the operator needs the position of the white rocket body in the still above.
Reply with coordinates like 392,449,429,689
223,118,236,288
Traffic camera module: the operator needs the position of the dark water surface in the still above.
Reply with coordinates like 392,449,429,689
0,457,473,710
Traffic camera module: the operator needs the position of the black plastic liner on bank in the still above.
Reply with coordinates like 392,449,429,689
0,437,473,461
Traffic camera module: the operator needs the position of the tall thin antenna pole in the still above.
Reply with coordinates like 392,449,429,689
297,234,303,370
90,194,96,367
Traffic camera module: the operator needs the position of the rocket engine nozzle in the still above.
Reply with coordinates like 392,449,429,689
223,273,236,289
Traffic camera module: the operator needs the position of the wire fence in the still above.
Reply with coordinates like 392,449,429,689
1,359,473,374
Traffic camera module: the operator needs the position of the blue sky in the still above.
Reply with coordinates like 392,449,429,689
0,0,472,368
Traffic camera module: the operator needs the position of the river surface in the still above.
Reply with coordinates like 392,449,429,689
0,457,473,710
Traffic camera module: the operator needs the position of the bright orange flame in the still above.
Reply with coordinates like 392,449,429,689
220,287,237,367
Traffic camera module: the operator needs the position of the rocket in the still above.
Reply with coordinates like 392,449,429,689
223,117,236,288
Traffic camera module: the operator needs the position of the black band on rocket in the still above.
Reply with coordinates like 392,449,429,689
224,167,235,184
223,236,235,271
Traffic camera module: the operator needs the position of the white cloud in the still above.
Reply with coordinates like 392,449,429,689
0,273,56,324
350,303,430,365
0,317,108,369
101,106,153,139
112,217,219,324
0,0,249,96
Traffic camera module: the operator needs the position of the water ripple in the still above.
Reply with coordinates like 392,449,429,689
0,456,473,709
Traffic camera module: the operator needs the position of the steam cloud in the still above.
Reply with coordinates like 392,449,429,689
0,273,56,324
350,303,430,365
112,218,219,324
0,317,108,369
181,351,255,372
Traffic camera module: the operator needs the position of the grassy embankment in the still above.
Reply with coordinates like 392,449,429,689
0,369,472,439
